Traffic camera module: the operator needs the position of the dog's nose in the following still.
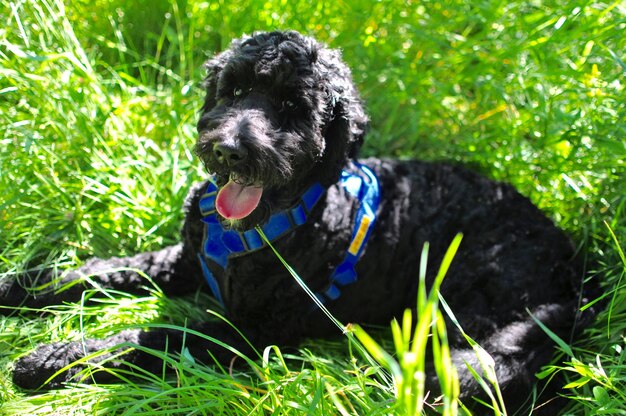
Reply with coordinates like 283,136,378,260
213,142,248,167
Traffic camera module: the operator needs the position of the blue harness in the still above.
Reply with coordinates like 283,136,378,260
198,163,381,308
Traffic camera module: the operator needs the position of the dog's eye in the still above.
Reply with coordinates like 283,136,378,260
282,100,297,111
233,88,244,98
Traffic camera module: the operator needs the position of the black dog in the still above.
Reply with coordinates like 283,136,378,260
1,30,594,412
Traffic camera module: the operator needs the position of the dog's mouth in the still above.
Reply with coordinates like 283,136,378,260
215,174,264,220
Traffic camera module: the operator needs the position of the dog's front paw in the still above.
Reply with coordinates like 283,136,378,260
0,269,86,313
13,341,86,390
13,330,148,390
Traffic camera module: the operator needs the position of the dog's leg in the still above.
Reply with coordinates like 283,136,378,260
12,320,256,390
446,302,581,414
0,243,200,311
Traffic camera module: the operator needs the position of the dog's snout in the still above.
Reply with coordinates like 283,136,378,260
213,141,248,167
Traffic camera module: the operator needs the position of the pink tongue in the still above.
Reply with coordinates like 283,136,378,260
215,180,263,220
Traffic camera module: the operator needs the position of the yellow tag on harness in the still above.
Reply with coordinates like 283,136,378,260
348,215,372,255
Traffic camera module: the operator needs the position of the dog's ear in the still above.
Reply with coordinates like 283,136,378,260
200,33,251,115
316,47,369,163
200,53,228,113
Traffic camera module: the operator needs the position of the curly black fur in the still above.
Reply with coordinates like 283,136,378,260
195,31,367,229
1,31,597,414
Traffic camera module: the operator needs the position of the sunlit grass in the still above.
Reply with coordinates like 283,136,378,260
1,0,625,414
352,236,464,415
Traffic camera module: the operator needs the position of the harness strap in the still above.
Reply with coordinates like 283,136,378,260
315,163,381,304
198,181,325,307
198,163,381,309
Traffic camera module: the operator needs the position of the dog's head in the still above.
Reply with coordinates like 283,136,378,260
195,30,368,230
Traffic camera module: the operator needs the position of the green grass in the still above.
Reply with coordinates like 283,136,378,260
1,0,625,414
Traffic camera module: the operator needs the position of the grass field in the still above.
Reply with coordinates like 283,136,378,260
1,0,625,414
